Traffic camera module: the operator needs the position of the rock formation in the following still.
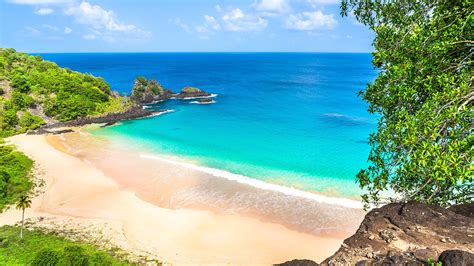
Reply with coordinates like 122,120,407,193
277,202,474,266
130,76,173,104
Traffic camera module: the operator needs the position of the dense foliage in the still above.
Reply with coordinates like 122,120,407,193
130,76,167,102
0,48,132,136
0,141,33,211
341,0,473,207
0,225,128,265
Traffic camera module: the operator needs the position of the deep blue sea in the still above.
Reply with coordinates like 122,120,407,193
40,53,377,198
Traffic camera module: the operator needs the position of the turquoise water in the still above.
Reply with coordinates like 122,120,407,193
40,53,377,197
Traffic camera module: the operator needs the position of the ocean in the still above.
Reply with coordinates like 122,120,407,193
39,52,377,199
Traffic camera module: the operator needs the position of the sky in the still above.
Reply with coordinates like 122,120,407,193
0,0,374,53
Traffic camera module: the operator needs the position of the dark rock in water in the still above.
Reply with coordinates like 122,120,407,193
321,202,474,265
274,259,319,266
130,76,173,104
197,98,214,104
175,86,211,99
438,250,474,266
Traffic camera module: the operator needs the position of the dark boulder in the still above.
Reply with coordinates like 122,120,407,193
274,259,319,266
438,250,474,266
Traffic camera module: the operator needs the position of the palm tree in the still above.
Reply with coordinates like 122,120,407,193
15,194,32,239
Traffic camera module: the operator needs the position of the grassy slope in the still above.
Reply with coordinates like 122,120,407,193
0,142,33,211
0,225,128,265
0,48,133,137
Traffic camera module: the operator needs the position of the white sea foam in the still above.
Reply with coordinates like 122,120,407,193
149,110,175,117
180,93,218,100
140,154,363,209
190,100,216,105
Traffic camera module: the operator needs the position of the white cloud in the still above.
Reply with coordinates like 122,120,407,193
63,1,151,41
174,6,267,39
64,27,72,34
23,26,41,36
172,18,192,34
65,1,136,32
286,10,337,30
308,0,340,7
7,0,69,4
204,15,221,31
35,7,54,15
255,0,290,13
42,24,59,31
221,8,268,32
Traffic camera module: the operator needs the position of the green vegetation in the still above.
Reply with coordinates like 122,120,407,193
0,48,133,137
0,141,33,211
342,0,473,207
130,76,166,102
0,225,128,265
182,86,201,93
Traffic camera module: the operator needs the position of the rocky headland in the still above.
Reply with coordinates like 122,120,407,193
277,202,474,266
30,76,214,133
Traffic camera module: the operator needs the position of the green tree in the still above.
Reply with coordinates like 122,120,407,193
15,194,31,238
341,0,473,208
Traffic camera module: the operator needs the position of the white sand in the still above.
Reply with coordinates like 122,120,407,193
0,134,347,265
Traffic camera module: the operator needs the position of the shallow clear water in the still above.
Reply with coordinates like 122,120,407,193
40,53,377,198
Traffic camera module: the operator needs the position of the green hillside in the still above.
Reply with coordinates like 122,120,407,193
0,48,131,137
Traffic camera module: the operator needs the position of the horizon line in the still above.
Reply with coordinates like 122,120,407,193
28,51,372,54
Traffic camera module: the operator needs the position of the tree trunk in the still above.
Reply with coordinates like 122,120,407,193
20,208,24,239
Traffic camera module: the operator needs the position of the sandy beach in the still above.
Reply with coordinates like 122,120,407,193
0,132,365,265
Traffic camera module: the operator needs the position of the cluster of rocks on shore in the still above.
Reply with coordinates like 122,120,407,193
277,201,474,266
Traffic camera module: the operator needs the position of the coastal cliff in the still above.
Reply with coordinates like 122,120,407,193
277,202,474,265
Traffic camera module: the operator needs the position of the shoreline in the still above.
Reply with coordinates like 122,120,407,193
139,153,363,209
0,133,365,264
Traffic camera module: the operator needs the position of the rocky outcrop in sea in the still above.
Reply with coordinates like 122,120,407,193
175,86,212,99
130,77,174,104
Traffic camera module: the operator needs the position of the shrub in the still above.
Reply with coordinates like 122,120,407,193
62,245,89,266
32,249,61,266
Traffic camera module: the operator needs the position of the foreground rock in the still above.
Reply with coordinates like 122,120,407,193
277,202,474,265
175,86,211,99
322,202,474,265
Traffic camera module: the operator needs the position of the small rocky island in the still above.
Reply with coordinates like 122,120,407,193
130,76,213,104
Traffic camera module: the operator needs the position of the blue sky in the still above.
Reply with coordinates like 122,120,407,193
0,0,373,52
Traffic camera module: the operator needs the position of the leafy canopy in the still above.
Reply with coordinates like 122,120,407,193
341,0,473,207
0,48,132,136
